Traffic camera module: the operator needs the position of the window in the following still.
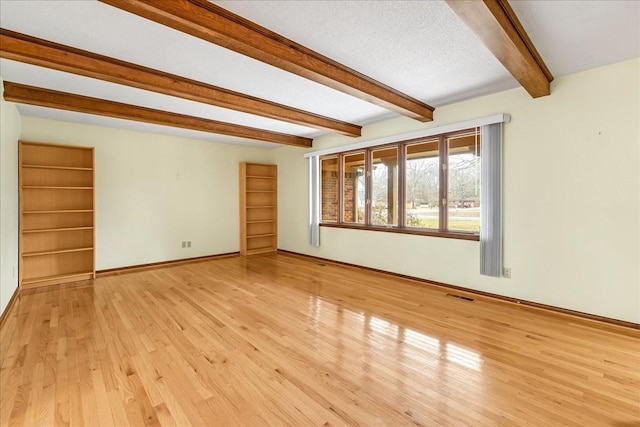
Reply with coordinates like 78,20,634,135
342,152,366,224
321,156,338,222
320,128,481,239
405,139,439,229
371,147,398,226
447,131,480,233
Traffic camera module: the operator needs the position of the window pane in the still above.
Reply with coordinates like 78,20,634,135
371,147,398,226
321,157,338,222
343,152,366,224
447,131,481,233
405,140,439,229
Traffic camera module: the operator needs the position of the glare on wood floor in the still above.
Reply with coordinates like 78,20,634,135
1,253,638,426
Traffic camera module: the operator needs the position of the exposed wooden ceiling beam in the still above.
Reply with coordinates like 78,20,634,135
3,82,312,148
98,0,435,122
445,0,553,98
0,28,359,137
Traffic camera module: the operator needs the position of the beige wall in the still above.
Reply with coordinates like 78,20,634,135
0,77,21,315
3,59,638,323
273,58,640,323
20,117,272,270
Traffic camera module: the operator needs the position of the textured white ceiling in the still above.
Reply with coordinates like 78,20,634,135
509,0,640,77
0,60,320,136
1,0,638,148
213,0,519,105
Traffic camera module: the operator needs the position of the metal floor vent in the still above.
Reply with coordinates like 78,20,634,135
445,293,475,302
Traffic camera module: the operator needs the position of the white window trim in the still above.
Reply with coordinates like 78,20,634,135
304,114,510,158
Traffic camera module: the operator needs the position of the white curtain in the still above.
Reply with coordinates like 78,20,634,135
480,123,503,277
308,155,320,247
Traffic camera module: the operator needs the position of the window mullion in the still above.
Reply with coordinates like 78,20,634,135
398,143,406,228
365,149,372,225
338,153,344,224
439,135,448,232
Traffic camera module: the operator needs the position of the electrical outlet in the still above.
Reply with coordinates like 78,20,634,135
503,267,511,279
187,241,191,248
181,241,186,248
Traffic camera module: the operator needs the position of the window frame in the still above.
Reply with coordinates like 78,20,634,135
319,156,339,223
319,127,480,241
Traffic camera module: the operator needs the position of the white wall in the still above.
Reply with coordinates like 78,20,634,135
21,117,271,270
274,58,640,323
0,77,21,316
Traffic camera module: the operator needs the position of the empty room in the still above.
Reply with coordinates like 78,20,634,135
0,0,639,426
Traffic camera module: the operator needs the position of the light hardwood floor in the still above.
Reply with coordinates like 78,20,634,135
1,253,639,426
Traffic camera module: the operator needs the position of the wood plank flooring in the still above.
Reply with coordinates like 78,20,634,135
1,252,639,426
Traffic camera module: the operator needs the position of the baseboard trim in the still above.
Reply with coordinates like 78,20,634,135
277,250,640,332
96,252,240,277
0,286,20,329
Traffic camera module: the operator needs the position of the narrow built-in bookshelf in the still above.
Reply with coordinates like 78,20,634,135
19,141,95,289
239,162,277,255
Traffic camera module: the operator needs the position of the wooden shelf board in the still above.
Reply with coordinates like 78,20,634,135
23,247,93,257
22,186,93,190
246,175,275,179
246,206,276,209
246,220,276,224
22,164,93,171
247,233,276,239
22,271,94,286
246,190,276,193
22,209,94,214
22,226,93,234
245,247,277,255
